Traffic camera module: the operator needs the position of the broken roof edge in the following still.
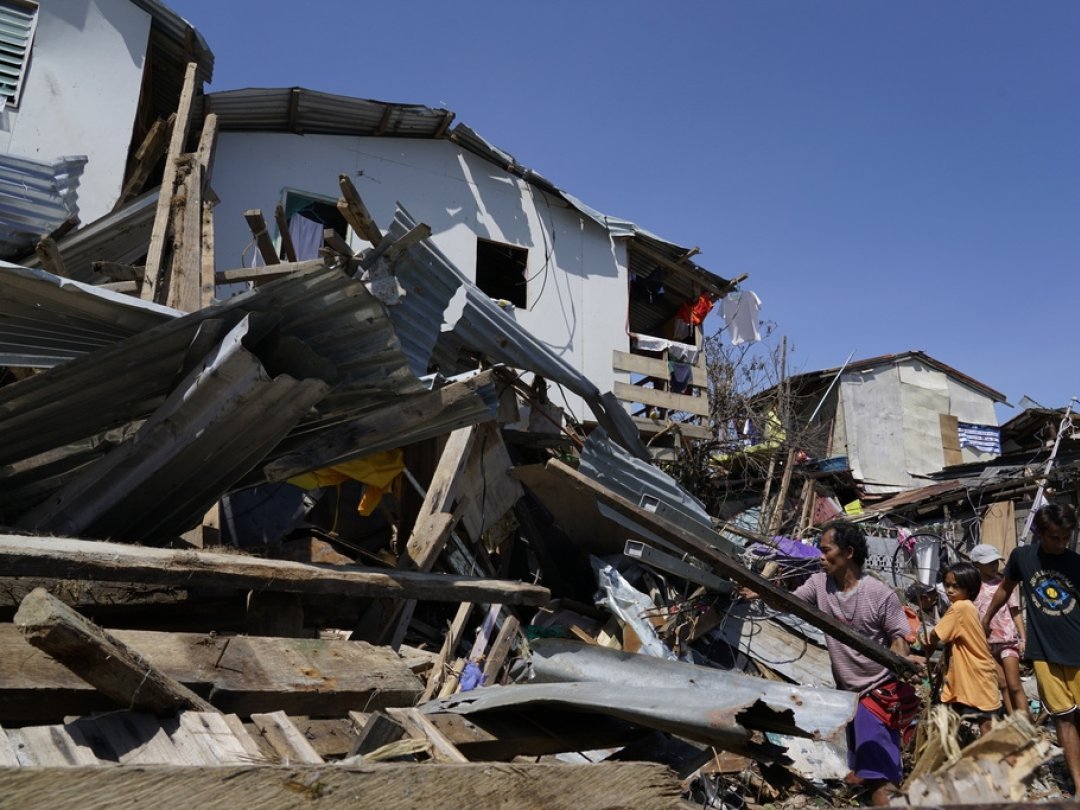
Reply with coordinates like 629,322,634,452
199,86,731,293
779,350,1008,405
130,0,214,82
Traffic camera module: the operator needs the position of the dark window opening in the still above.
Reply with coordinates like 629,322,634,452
281,191,349,260
476,238,528,308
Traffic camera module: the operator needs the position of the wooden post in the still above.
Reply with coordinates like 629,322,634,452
142,63,199,302
34,236,66,277
243,209,280,267
114,114,174,211
163,157,203,312
420,602,474,703
766,447,797,535
274,202,297,262
13,588,217,715
337,173,383,246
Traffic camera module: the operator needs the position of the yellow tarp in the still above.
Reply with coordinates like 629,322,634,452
288,449,405,516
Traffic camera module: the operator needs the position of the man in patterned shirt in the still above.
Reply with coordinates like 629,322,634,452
983,504,1080,798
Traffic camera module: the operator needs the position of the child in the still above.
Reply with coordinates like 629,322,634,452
928,561,1003,734
970,543,1030,719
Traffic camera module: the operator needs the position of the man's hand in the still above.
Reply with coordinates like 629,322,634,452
736,586,759,601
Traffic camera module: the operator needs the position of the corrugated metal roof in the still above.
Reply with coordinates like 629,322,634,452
381,204,649,458
0,261,178,367
200,88,451,138
129,0,213,82
784,350,1007,404
198,87,733,299
0,153,87,259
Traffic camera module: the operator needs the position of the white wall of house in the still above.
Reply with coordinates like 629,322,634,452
210,132,631,420
0,0,150,225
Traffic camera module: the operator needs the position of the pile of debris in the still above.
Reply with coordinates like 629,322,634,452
0,65,1071,810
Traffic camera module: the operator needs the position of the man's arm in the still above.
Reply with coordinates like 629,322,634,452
981,576,1018,631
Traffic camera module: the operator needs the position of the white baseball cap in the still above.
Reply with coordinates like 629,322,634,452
970,544,1003,565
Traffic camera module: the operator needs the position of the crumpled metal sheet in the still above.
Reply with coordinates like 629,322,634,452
17,314,330,542
0,153,87,259
0,261,179,367
524,637,856,742
380,204,650,459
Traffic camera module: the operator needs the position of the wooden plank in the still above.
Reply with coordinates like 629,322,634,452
214,258,326,285
420,602,473,703
34,237,67,277
613,349,708,387
629,239,736,298
0,762,683,810
337,173,382,246
178,712,252,764
142,62,199,302
613,381,711,417
274,202,297,263
250,711,323,764
404,426,478,569
13,588,217,716
0,623,422,726
6,723,99,766
543,459,917,675
114,114,174,210
0,535,551,609
322,227,353,257
632,417,712,441
220,713,267,762
163,157,203,312
348,710,406,757
83,712,185,765
199,199,216,308
940,412,963,466
458,422,522,543
0,723,20,767
386,707,467,763
243,209,280,266
481,614,521,685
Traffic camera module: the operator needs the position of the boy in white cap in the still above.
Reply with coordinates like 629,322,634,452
970,543,1028,717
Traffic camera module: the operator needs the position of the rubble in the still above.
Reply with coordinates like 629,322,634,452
1,54,1077,810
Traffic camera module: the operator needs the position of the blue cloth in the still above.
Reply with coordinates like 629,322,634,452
459,661,484,692
847,702,903,783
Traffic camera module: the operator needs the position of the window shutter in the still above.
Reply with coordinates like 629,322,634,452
0,1,37,107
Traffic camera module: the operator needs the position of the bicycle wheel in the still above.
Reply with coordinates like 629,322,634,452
890,533,962,592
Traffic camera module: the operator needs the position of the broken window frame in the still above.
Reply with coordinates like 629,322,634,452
475,237,528,309
278,187,353,258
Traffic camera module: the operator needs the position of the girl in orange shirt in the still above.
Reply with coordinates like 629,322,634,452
928,561,1003,734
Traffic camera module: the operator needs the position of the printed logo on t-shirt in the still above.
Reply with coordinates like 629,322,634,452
1029,570,1077,616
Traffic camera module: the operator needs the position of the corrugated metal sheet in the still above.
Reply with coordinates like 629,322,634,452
0,261,178,367
381,204,649,459
20,188,159,282
524,638,855,741
0,267,423,517
200,88,452,139
0,153,87,259
17,314,330,542
129,0,213,83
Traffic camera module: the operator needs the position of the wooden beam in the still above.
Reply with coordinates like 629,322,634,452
194,112,218,188
114,113,174,211
613,380,711,417
0,622,420,725
386,707,468,763
481,614,521,685
404,426,478,569
374,104,393,136
249,711,323,764
287,86,301,133
163,158,203,312
142,62,199,302
613,350,708,387
322,227,353,257
348,711,406,757
420,602,473,703
214,258,326,285
0,763,683,810
34,236,67,276
243,209,280,266
0,534,550,608
199,198,216,309
337,173,382,246
273,203,297,263
631,417,712,441
433,110,455,138
629,239,739,298
543,460,917,675
13,588,216,716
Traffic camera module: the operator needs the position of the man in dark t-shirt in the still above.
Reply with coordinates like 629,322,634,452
984,504,1080,799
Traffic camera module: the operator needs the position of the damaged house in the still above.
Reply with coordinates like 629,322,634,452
0,2,1072,807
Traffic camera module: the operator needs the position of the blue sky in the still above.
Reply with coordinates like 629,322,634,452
169,1,1080,421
